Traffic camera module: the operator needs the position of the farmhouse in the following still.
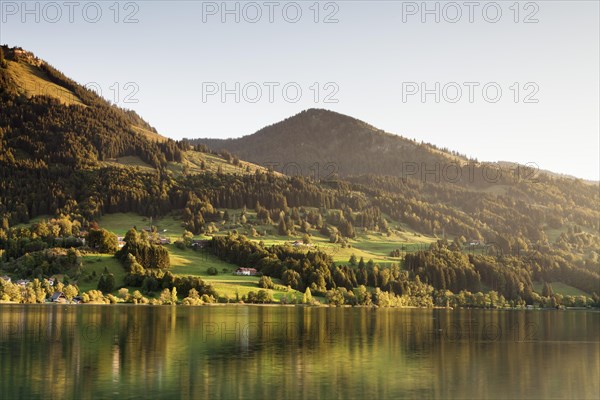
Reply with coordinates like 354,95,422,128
234,267,258,276
50,292,67,303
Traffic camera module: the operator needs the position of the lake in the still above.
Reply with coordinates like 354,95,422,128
0,305,598,399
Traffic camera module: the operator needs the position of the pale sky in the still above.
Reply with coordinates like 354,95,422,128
1,1,598,180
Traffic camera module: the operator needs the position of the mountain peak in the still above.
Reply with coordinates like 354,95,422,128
289,108,368,126
191,109,464,178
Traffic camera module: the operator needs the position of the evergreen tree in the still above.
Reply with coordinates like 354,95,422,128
542,281,554,297
358,257,365,269
278,217,288,236
349,254,357,266
303,287,313,304
98,272,115,293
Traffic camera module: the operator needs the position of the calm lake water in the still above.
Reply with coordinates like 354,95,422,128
0,305,598,400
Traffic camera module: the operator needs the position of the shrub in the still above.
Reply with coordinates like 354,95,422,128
87,229,118,254
258,275,274,289
97,272,115,293
201,294,216,303
245,290,273,304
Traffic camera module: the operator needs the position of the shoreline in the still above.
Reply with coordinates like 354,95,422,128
1,301,597,311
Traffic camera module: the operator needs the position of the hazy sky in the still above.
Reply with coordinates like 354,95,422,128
1,1,598,180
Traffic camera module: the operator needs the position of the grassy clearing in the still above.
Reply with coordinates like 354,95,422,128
166,151,271,177
477,184,510,196
351,231,434,258
97,148,278,178
131,125,168,143
92,211,437,299
168,244,301,302
6,60,85,106
207,280,301,303
225,219,435,267
77,253,127,293
99,213,187,238
545,227,568,243
12,214,54,229
544,225,597,244
169,245,235,274
102,156,154,171
532,281,591,297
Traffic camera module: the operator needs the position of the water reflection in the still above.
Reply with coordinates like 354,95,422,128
0,305,598,399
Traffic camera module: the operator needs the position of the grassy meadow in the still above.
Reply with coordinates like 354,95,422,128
86,210,438,300
78,254,127,293
63,209,592,301
532,281,591,297
6,60,85,106
3,210,593,302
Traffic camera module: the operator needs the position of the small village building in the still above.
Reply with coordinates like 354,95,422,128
50,292,67,303
234,267,258,276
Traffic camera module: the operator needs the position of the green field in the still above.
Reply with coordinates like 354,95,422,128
545,227,568,244
102,156,155,171
168,244,302,302
99,212,187,238
6,60,85,106
225,228,434,267
92,211,440,300
98,213,303,300
169,245,235,274
12,210,441,300
76,248,300,302
533,281,591,297
9,209,596,303
78,253,127,293
215,208,436,266
131,125,168,143
12,214,53,229
166,150,278,178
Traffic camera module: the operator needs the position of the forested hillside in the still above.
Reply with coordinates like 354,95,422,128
0,46,180,169
192,108,472,178
0,46,598,306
